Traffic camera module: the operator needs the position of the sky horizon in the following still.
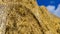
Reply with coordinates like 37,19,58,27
36,0,60,17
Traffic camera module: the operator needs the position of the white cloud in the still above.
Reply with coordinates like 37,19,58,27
46,4,60,17
46,5,55,13
54,4,60,17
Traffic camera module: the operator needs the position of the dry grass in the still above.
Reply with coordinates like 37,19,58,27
0,0,60,34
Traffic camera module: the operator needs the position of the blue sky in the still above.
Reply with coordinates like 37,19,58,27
36,0,60,17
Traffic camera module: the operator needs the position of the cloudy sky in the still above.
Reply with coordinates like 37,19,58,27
36,0,60,17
